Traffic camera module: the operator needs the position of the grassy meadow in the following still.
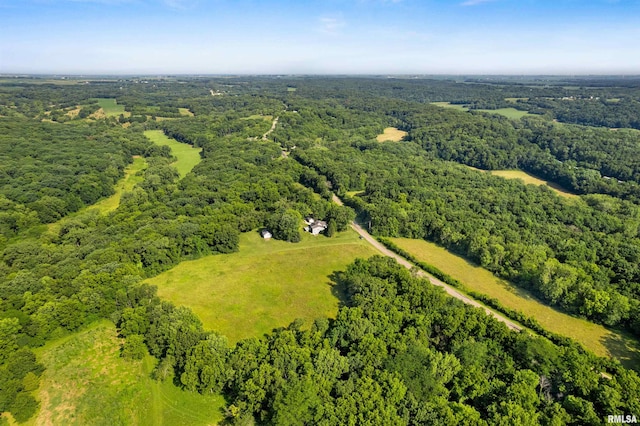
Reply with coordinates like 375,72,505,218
87,156,147,214
476,107,532,119
376,127,408,142
95,98,126,117
490,169,578,198
144,130,202,178
178,108,194,117
146,229,378,344
430,101,469,111
389,237,640,369
28,320,224,426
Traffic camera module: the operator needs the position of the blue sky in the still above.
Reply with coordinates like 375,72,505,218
1,0,639,74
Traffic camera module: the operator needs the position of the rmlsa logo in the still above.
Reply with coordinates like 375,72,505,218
608,415,638,424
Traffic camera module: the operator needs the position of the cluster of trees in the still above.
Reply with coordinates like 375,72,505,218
2,76,640,423
520,97,640,129
0,339,43,423
296,141,640,334
117,257,640,424
0,118,154,239
403,105,640,200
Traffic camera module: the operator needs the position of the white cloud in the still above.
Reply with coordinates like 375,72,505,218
319,16,346,35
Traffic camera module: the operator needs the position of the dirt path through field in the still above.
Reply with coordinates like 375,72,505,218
262,116,279,140
332,194,522,331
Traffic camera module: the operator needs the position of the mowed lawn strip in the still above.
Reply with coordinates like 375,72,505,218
376,127,408,142
390,237,640,369
147,230,378,344
144,130,202,178
31,320,224,426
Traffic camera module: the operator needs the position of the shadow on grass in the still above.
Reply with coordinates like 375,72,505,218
328,270,350,309
600,330,640,371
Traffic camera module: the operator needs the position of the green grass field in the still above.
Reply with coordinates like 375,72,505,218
146,229,378,344
476,107,532,119
29,320,224,426
389,237,640,369
144,130,202,179
95,98,126,117
490,169,578,198
178,108,194,117
431,101,469,111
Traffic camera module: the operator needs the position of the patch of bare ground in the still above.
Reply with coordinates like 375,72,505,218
90,108,106,119
376,127,408,142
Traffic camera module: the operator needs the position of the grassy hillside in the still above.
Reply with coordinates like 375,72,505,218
144,130,202,179
490,169,578,198
29,321,224,426
390,237,640,369
147,229,378,344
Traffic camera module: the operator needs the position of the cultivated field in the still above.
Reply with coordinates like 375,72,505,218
30,320,224,426
144,130,202,178
490,169,578,198
147,229,378,344
376,127,408,142
390,237,640,369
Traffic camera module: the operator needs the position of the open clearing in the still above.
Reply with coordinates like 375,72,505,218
389,237,640,369
146,229,378,344
243,114,273,121
46,157,147,235
466,166,577,199
87,156,147,214
376,127,408,142
431,103,531,120
95,98,126,117
431,101,469,111
144,130,202,178
178,108,194,116
476,107,532,119
490,169,578,198
30,320,224,426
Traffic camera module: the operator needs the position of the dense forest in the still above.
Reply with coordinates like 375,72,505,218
1,76,640,424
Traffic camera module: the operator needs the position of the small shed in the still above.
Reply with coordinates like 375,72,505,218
261,229,272,239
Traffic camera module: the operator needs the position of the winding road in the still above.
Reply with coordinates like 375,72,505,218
332,194,522,331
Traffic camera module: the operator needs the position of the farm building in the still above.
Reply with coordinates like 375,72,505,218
309,221,328,236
